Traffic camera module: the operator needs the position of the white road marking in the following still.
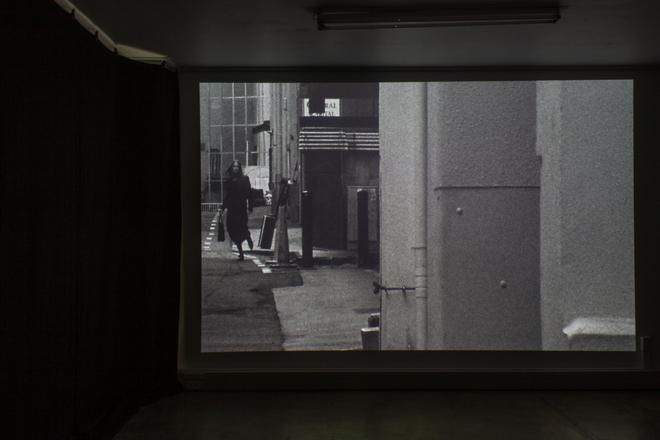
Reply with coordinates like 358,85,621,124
251,257,275,274
202,212,222,254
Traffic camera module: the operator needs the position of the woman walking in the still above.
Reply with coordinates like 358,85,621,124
221,160,253,260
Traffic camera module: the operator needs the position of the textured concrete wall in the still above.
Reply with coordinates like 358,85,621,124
255,83,272,169
426,82,542,350
379,83,425,349
537,80,635,350
199,83,211,196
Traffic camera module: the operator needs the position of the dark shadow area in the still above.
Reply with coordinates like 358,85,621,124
1,2,181,438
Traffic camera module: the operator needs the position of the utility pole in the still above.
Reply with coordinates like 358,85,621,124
271,84,291,265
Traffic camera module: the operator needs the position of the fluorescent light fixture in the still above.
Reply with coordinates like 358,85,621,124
315,7,563,30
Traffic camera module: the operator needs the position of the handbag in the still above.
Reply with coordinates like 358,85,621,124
217,213,226,242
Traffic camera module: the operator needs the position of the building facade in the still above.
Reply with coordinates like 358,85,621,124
200,83,276,206
379,81,635,351
299,83,380,251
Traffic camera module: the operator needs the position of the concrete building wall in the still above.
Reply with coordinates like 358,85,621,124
426,82,542,350
537,80,635,350
255,83,272,170
200,83,211,199
271,83,284,198
269,83,301,222
284,83,301,223
244,84,272,194
379,83,426,349
379,80,634,351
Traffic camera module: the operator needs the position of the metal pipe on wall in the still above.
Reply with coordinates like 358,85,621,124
413,82,428,350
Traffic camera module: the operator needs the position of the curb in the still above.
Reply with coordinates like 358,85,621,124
245,250,358,267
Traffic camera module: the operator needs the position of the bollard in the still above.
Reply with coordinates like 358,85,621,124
274,205,290,264
357,189,369,267
301,191,313,267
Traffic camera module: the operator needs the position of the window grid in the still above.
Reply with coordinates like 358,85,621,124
220,83,260,172
203,83,265,204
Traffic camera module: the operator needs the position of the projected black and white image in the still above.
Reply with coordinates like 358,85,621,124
200,81,635,352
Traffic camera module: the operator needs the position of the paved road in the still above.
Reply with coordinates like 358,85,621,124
201,207,381,352
202,255,302,352
273,265,381,351
201,207,302,352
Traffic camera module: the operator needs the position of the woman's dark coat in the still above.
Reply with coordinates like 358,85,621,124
222,175,252,245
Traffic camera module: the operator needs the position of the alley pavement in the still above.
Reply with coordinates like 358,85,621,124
273,265,380,351
201,251,301,352
201,207,381,352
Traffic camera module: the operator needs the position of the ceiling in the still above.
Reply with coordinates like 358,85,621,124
67,0,660,69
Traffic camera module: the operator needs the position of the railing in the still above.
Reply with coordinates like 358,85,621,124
201,203,222,212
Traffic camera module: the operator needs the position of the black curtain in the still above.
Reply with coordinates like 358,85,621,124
1,2,182,439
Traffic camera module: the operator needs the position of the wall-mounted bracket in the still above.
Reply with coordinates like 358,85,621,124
372,281,416,295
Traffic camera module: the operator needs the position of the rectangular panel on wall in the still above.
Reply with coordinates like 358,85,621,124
429,187,542,350
425,81,542,350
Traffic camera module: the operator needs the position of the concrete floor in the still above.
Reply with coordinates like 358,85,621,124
113,390,660,440
273,265,380,351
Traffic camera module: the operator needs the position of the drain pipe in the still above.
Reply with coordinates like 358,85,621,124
413,83,428,350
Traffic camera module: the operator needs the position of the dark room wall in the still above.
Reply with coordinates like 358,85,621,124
1,2,181,439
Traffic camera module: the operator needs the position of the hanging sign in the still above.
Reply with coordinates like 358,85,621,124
303,99,340,117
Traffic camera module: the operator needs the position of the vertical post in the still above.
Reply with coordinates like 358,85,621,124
271,84,282,212
413,83,428,350
274,178,290,265
268,145,273,213
301,191,313,267
357,189,369,267
206,84,212,204
284,94,290,178
271,85,291,265
413,246,428,350
274,205,290,264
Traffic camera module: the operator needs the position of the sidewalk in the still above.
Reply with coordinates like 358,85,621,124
206,210,381,351
201,255,292,352
246,224,380,351
273,265,380,351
